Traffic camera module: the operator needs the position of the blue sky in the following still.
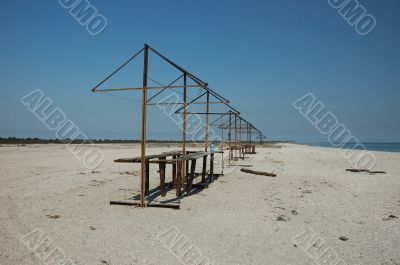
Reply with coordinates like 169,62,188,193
0,0,399,142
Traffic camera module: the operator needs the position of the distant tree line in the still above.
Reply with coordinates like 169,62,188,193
0,137,213,144
0,137,293,145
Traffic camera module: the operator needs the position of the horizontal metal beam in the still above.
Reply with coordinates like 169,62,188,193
148,101,227,106
174,112,232,115
93,85,205,92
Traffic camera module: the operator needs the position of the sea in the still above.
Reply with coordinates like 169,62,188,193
306,142,400,153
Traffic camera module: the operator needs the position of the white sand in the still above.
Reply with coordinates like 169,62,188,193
0,143,399,265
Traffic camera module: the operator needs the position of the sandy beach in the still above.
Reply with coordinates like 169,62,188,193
0,143,399,265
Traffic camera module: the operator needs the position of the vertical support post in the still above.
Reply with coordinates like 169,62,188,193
159,157,166,197
202,155,207,183
205,91,210,151
182,74,187,185
221,118,224,145
239,118,242,158
145,160,150,196
210,152,214,183
239,118,242,144
172,155,177,188
176,161,182,197
140,44,149,207
229,111,232,161
234,114,237,159
185,160,189,185
246,124,248,145
221,152,224,174
248,124,251,153
245,125,248,157
187,159,196,196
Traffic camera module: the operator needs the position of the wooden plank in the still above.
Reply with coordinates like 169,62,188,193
158,151,208,163
346,169,386,174
240,168,276,177
346,169,369,172
163,150,184,156
115,150,202,163
115,151,185,163
110,200,180,209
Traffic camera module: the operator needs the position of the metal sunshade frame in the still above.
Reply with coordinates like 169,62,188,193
91,43,265,207
210,111,264,142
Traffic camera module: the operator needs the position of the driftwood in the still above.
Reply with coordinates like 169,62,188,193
240,168,276,177
346,169,386,174
346,169,369,173
227,164,253,167
368,171,386,174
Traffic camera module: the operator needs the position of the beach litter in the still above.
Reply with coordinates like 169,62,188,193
240,168,276,177
383,215,398,221
346,169,386,174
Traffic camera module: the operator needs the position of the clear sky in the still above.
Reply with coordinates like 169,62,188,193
1,0,399,142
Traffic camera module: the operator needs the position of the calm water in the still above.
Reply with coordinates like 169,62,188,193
306,142,400,153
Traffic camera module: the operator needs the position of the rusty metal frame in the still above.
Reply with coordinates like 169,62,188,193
91,43,266,208
209,110,265,159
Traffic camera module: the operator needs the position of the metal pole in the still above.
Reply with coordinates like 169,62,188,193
239,118,242,144
246,125,248,153
249,125,251,144
239,118,242,158
235,114,237,145
229,111,232,160
140,44,149,207
183,74,187,153
234,114,237,159
247,124,250,153
247,124,250,144
205,91,210,151
221,119,224,144
182,74,187,186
